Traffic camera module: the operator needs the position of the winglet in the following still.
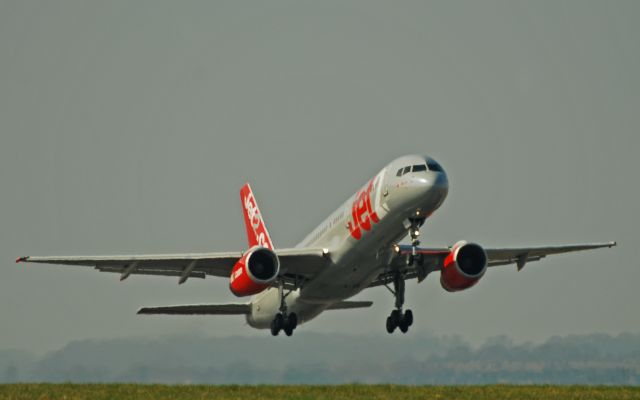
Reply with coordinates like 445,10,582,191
240,183,274,250
16,256,28,263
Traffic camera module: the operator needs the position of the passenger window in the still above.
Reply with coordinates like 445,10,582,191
427,160,443,172
396,168,403,177
402,166,411,175
412,164,427,172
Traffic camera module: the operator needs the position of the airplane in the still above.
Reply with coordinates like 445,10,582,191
16,154,617,337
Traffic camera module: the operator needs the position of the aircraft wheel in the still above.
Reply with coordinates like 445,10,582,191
274,313,285,329
271,313,284,336
403,309,413,327
270,319,279,336
399,321,409,333
390,309,401,326
386,309,401,334
287,313,298,330
284,326,294,336
386,315,396,334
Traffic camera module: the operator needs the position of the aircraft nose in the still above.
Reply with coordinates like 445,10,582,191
407,169,449,211
433,169,449,192
432,170,449,200
386,158,449,213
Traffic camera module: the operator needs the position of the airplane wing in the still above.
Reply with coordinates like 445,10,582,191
369,241,617,287
16,247,329,285
483,242,617,269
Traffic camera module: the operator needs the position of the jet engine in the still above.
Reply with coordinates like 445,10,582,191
229,247,280,296
440,241,487,292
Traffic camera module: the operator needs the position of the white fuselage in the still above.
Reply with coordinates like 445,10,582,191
246,155,449,329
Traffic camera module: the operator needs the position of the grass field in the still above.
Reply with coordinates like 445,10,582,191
1,384,640,400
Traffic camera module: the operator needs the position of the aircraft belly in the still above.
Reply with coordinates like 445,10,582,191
299,249,384,303
246,288,327,329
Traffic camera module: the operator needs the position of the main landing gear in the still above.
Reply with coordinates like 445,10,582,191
385,218,423,334
270,280,298,337
385,272,413,334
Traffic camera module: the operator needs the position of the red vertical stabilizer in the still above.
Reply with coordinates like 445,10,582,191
240,183,274,250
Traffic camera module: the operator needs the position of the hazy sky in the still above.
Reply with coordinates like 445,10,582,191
1,0,638,354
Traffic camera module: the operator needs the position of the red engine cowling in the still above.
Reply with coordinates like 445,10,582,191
440,241,487,292
229,247,280,297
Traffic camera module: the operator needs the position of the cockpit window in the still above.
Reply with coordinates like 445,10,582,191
426,160,443,172
412,164,427,172
398,165,426,177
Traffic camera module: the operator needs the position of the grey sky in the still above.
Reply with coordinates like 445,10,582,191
1,0,638,354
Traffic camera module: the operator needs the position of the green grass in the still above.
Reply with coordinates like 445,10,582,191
1,385,640,400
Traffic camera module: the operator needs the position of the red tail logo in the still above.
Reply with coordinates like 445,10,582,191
240,183,274,250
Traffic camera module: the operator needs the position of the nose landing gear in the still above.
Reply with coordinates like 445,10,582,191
270,280,298,337
405,218,425,266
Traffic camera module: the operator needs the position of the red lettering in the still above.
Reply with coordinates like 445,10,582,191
348,199,362,239
365,179,380,223
357,191,371,231
348,178,380,240
348,220,362,240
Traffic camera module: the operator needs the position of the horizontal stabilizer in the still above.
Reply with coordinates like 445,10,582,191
137,303,250,315
326,301,373,310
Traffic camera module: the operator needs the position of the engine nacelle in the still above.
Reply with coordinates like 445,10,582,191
440,241,487,292
229,247,280,297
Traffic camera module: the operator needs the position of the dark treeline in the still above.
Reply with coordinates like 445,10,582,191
1,332,639,385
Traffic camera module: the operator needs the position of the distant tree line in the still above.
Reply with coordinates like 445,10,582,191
1,332,639,384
